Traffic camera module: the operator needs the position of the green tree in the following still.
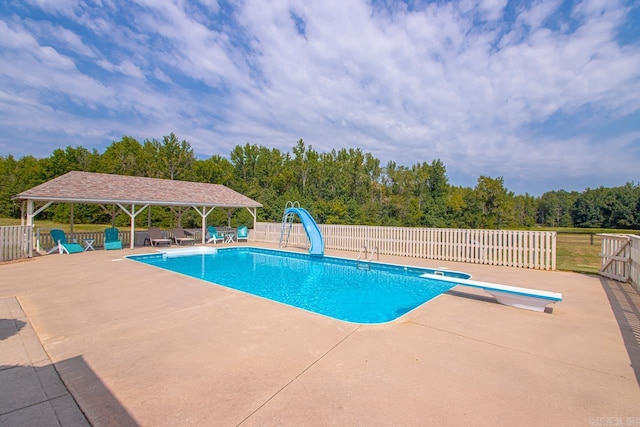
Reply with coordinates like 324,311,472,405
99,136,144,175
192,155,234,185
142,133,195,180
537,190,579,227
602,183,639,228
513,193,537,227
571,188,604,227
42,145,99,178
474,176,514,228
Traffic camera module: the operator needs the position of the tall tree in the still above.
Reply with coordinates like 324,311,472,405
142,133,195,180
99,136,144,175
474,176,514,228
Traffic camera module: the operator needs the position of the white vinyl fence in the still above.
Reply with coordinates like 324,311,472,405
599,234,640,291
255,222,556,270
0,226,33,262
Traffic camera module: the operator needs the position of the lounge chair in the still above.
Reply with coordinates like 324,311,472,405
236,226,248,242
149,227,171,247
172,227,195,246
104,227,123,250
206,226,224,244
49,229,84,254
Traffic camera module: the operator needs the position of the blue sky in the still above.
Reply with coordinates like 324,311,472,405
0,0,638,195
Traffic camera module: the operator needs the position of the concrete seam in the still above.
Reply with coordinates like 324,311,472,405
236,325,362,426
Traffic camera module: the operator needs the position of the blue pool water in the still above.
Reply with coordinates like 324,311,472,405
127,247,458,324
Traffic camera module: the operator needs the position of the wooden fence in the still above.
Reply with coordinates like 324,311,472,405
254,222,556,270
0,226,33,262
599,234,640,291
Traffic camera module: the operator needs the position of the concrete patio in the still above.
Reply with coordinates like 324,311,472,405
1,242,639,426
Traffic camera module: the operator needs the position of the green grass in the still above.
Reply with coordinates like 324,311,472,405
539,226,639,274
556,233,603,274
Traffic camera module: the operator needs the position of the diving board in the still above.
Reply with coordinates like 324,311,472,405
420,273,562,312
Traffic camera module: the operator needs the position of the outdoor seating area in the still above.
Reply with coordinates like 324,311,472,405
148,227,172,247
39,225,251,254
47,229,85,255
206,226,247,244
171,227,195,246
103,227,122,250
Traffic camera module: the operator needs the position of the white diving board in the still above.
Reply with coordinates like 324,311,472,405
420,273,562,313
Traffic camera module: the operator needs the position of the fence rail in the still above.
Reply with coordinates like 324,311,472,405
599,234,640,291
0,226,33,262
632,236,640,292
255,223,556,270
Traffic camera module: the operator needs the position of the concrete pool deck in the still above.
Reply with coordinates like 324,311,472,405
1,242,639,426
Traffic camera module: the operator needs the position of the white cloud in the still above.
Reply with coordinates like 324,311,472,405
23,19,96,57
23,0,80,16
0,0,638,194
97,59,146,79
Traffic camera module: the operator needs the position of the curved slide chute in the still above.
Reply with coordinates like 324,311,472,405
285,207,324,256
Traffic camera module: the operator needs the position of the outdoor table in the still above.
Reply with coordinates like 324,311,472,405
83,239,95,251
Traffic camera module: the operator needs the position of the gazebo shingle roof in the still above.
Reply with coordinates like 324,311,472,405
15,171,263,208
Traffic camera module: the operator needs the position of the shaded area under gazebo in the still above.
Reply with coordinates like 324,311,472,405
13,171,263,248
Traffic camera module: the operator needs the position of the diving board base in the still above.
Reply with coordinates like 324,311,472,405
483,289,552,312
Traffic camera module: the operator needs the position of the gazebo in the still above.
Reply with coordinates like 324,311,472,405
13,171,263,248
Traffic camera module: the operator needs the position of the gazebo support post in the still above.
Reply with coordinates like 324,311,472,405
69,203,74,234
192,206,216,244
25,200,53,252
245,207,257,230
117,203,149,249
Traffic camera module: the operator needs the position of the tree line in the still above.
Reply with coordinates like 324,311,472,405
1,133,639,230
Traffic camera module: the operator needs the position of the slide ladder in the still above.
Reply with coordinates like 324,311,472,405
278,202,324,256
279,201,299,248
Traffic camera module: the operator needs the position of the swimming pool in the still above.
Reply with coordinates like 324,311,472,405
127,247,459,324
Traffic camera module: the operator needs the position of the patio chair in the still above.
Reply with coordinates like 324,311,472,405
149,227,171,247
206,226,224,244
172,227,195,246
104,227,123,250
49,229,84,254
236,226,248,242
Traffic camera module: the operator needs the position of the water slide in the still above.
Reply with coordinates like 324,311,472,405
285,207,324,256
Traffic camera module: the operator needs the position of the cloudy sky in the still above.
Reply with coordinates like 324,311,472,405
0,0,638,195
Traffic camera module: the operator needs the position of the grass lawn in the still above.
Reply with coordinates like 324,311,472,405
549,228,639,274
556,233,602,274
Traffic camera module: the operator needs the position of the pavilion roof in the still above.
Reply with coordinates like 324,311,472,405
14,171,263,208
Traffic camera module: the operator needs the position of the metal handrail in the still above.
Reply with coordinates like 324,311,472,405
369,246,379,262
357,245,370,270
